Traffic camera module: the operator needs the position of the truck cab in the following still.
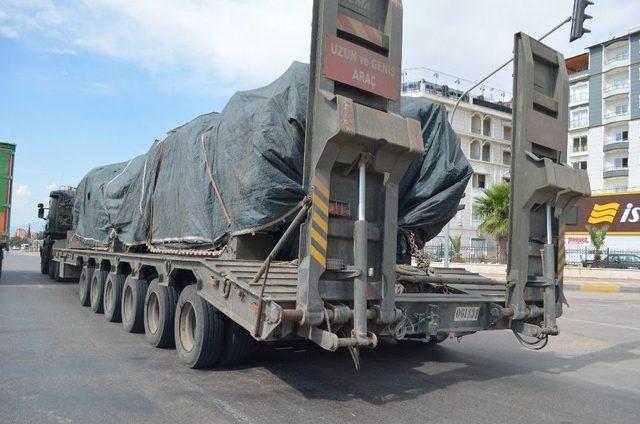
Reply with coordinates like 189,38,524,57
38,188,76,278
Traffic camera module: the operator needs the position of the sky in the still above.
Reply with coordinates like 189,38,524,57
0,0,637,232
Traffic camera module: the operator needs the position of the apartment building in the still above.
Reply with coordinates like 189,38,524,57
402,74,513,250
566,26,640,192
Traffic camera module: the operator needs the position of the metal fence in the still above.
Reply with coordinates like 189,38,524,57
565,248,640,268
424,245,640,268
424,245,503,264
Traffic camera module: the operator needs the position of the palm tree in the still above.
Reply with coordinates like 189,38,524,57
586,225,608,267
474,181,509,264
449,235,463,263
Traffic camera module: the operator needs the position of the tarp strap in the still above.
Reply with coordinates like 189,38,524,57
199,130,232,225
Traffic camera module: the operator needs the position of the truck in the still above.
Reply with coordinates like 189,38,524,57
0,142,16,279
49,0,590,369
37,188,76,279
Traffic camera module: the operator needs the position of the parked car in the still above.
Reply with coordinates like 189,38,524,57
582,253,640,269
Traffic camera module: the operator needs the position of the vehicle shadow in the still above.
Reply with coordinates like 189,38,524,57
250,337,640,405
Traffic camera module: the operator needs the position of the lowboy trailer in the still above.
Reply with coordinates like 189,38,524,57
51,0,589,368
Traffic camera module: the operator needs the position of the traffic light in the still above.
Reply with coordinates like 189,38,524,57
570,0,593,42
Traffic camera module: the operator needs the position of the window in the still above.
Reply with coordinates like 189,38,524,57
614,184,628,192
503,125,512,140
615,104,628,115
570,109,588,128
502,150,511,165
572,136,588,152
614,131,629,142
471,115,481,134
481,143,491,162
472,205,482,223
482,116,492,137
473,173,487,189
470,140,481,160
471,238,487,249
613,157,628,168
572,161,587,170
570,83,588,103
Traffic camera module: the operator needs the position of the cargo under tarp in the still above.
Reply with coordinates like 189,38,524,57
73,62,472,256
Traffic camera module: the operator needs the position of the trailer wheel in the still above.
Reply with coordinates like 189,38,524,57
78,266,94,307
122,276,148,333
219,317,254,367
104,273,125,323
174,284,224,369
90,270,108,314
144,279,178,348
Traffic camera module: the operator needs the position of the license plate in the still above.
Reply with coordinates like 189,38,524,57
454,306,480,322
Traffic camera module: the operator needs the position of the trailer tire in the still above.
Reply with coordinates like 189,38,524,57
174,284,224,369
78,266,94,307
219,317,254,367
122,276,147,333
104,273,125,323
90,270,108,314
144,279,178,348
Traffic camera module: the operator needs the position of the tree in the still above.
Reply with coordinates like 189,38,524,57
586,225,608,267
474,181,509,264
449,235,463,263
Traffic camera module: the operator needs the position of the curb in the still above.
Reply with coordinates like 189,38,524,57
563,283,640,293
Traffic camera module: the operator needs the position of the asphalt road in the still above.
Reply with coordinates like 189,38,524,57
1,252,639,424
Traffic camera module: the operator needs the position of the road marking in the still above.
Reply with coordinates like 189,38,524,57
563,317,640,331
580,284,620,293
0,284,63,288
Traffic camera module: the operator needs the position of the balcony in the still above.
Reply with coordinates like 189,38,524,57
568,69,588,81
570,118,589,130
603,166,629,179
603,81,630,99
604,51,629,72
603,139,629,152
603,109,629,124
569,92,589,106
571,145,588,154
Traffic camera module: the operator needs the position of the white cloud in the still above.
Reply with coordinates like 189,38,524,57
45,46,76,55
15,184,32,200
45,182,58,191
0,25,17,38
0,0,312,91
0,0,637,95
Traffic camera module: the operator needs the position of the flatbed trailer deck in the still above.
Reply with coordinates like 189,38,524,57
54,248,511,346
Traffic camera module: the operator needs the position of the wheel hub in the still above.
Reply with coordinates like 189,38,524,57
123,286,133,322
179,302,196,353
147,293,160,334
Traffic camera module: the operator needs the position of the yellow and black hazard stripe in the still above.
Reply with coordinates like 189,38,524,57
310,178,330,267
337,13,384,47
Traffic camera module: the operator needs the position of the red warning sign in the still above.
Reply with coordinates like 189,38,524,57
323,35,400,101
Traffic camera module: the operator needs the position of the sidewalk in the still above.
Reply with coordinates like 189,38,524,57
430,262,640,293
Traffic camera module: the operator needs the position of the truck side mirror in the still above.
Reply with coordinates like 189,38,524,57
37,204,45,219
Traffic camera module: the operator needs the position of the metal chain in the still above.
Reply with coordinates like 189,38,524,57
405,231,430,272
